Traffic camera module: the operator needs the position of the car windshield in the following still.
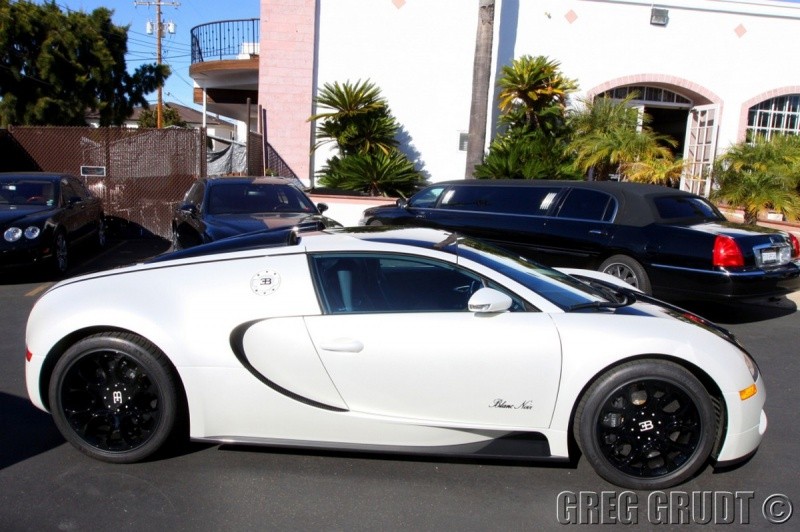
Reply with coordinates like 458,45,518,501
207,183,317,215
0,181,56,207
453,236,604,309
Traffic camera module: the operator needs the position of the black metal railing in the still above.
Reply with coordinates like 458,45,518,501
191,19,259,64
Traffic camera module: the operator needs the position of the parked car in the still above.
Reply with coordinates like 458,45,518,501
26,226,765,489
171,176,340,249
360,180,800,301
0,172,105,275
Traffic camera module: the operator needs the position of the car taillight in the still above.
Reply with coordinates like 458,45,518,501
790,233,800,258
713,235,744,268
25,349,33,362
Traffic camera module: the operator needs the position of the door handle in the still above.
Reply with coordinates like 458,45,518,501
589,229,608,236
319,338,364,353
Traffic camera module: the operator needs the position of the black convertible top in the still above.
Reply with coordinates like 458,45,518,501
429,179,715,227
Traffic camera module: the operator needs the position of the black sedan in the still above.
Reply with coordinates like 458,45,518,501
171,176,341,250
0,172,106,275
360,180,800,302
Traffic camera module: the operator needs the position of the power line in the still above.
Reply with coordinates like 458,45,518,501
133,1,181,128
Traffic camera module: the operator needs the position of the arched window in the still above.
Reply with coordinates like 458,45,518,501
598,86,691,107
747,95,800,141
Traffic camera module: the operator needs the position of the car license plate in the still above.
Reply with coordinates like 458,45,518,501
761,249,778,263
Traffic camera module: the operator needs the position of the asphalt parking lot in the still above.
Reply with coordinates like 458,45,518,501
1,238,798,530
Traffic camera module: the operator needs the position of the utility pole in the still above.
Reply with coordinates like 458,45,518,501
135,0,180,128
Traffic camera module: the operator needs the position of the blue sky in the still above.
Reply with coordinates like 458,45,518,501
39,1,259,109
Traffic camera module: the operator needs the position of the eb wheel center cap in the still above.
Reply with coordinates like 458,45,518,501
104,383,131,412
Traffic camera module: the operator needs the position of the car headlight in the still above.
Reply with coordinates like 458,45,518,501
4,227,22,242
741,351,759,381
4,226,41,242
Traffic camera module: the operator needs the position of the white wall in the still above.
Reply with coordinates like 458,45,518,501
313,0,800,182
315,0,478,182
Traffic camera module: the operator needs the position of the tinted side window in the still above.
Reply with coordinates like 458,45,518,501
68,177,92,200
439,186,560,215
653,196,722,220
311,254,485,313
186,182,205,205
60,180,80,203
556,189,615,221
408,186,444,208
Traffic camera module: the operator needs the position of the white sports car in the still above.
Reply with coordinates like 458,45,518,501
25,227,766,489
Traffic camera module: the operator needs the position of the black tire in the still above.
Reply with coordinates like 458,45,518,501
574,360,717,490
599,254,651,294
52,231,69,275
49,332,179,463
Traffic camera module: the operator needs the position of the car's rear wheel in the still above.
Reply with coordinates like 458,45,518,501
599,255,651,294
574,360,717,489
49,333,178,463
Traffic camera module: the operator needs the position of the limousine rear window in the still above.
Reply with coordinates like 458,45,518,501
653,196,723,221
439,186,561,215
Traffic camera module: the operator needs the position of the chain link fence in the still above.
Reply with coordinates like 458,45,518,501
1,127,208,239
0,126,292,239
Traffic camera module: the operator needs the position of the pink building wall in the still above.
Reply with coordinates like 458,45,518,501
259,0,316,183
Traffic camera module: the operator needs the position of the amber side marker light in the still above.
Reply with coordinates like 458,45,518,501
739,384,757,400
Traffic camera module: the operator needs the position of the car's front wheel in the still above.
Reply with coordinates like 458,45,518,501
599,255,651,294
574,360,717,490
49,332,179,463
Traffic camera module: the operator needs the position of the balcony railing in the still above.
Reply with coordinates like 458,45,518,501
191,19,260,64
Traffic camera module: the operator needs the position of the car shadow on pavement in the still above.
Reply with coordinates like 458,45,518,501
1,237,173,285
679,296,797,325
0,392,65,470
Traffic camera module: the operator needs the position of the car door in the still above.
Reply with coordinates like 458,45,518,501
302,253,563,428
59,178,92,242
424,185,559,262
540,188,618,267
388,185,448,227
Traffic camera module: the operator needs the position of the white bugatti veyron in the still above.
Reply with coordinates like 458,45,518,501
24,227,766,489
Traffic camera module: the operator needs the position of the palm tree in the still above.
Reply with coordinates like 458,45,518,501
712,135,800,224
465,0,495,178
497,55,577,132
622,157,686,186
473,55,577,180
310,79,397,156
310,79,424,196
568,95,677,180
319,151,423,197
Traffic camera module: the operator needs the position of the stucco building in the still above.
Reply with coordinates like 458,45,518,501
191,0,800,195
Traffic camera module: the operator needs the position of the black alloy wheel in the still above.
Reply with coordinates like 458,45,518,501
575,360,716,489
49,333,178,463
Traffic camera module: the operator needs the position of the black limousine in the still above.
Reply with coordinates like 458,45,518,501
359,180,800,302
